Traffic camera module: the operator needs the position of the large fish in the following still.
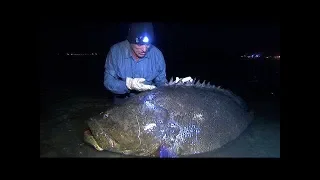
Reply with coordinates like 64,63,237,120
84,78,254,157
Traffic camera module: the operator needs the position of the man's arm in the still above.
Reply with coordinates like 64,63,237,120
103,49,130,95
153,51,168,87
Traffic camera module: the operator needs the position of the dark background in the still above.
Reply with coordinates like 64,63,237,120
38,20,280,100
38,17,281,157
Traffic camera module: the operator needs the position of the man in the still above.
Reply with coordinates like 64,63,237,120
104,22,192,104
103,22,167,104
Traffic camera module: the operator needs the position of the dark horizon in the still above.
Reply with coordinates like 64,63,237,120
37,22,280,56
38,21,280,94
39,20,280,158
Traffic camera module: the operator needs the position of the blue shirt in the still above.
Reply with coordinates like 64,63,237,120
104,40,168,95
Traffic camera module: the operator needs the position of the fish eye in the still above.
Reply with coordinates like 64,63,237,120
103,113,109,118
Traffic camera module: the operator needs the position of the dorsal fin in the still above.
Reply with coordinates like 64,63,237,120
185,79,194,86
165,77,222,90
206,81,211,88
168,77,175,85
200,80,206,87
195,80,201,86
177,81,184,85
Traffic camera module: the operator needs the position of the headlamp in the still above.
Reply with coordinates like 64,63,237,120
127,22,154,45
135,35,150,45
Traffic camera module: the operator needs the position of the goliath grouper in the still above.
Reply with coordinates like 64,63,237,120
84,78,254,157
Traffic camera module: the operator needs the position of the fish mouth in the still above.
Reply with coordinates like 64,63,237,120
84,129,104,151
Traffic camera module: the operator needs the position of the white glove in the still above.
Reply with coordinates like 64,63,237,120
126,77,156,91
174,76,193,83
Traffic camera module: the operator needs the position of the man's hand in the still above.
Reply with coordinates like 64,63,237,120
174,76,193,83
126,77,156,91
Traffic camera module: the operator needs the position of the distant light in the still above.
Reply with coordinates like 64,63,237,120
142,36,149,43
64,52,99,56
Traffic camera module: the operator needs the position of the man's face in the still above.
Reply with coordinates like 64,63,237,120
131,44,150,58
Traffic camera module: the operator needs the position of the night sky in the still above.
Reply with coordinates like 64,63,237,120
39,17,281,158
37,18,280,90
37,20,280,56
